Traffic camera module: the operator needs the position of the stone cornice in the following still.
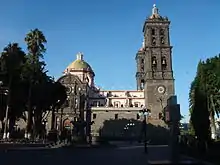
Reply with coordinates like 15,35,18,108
91,107,143,112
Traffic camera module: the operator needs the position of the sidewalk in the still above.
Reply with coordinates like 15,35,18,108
146,145,215,165
0,142,49,151
181,155,216,165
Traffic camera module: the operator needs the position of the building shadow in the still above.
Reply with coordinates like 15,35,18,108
97,118,169,145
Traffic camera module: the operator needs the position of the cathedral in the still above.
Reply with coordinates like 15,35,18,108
47,4,175,140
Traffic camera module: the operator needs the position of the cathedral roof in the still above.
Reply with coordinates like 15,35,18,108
66,52,93,72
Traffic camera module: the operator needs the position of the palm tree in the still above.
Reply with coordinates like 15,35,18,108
24,28,47,139
25,28,47,59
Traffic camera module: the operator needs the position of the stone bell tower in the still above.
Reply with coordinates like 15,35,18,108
136,4,175,124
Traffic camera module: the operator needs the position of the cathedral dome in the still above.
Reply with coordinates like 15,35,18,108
66,52,93,72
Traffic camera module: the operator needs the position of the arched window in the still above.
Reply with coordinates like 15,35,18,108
161,56,167,70
161,37,165,44
152,37,156,46
114,101,120,108
160,29,164,36
141,79,145,90
152,29,155,35
152,56,157,70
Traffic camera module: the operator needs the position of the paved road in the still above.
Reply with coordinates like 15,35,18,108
0,145,199,165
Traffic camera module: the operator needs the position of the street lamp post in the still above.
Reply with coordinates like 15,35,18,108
139,108,151,153
60,108,64,131
42,119,47,142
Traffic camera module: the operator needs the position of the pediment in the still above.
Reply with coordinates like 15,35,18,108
57,74,82,86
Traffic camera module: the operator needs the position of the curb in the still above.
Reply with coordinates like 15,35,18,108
5,147,52,151
63,144,117,149
2,143,117,151
147,160,200,164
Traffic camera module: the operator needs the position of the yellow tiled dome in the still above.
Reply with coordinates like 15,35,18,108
66,52,93,72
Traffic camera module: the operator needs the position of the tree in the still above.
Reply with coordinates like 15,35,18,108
0,29,67,140
0,43,26,136
24,28,47,138
203,56,220,139
189,55,220,142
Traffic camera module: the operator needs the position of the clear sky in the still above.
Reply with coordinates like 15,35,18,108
0,1,219,121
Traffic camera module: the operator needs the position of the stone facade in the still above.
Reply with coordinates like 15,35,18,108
15,5,174,140
43,52,145,139
136,4,175,125
90,90,145,137
50,4,175,137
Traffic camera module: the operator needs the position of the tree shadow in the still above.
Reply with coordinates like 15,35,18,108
97,118,169,145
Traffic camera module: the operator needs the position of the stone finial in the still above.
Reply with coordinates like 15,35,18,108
149,4,161,19
152,4,159,15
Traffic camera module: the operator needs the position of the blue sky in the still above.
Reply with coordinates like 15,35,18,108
0,1,219,121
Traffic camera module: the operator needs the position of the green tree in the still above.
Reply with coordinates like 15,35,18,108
24,28,47,138
49,81,67,130
0,29,67,140
191,61,210,137
0,43,26,135
189,55,220,143
203,56,220,139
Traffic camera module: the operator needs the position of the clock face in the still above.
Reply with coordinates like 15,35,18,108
157,86,165,94
66,86,72,94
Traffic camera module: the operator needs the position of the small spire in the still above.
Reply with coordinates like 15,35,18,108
142,38,145,48
139,38,145,51
76,52,83,60
152,4,159,15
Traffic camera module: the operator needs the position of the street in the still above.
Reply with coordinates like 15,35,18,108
0,144,199,165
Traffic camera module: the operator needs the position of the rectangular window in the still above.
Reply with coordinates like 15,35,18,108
93,101,97,106
115,114,118,119
93,113,97,119
93,101,100,107
134,102,139,107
